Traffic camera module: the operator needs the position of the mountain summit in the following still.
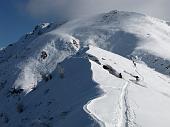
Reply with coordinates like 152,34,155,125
1,10,170,127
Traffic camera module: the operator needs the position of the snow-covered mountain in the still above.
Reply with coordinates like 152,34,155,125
1,10,170,127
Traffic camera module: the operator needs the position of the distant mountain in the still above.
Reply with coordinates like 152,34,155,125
0,10,170,127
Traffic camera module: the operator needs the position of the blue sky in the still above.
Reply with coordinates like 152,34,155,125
1,0,170,48
0,0,57,47
0,1,37,47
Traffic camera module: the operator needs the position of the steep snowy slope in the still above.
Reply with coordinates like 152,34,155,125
1,45,170,127
1,10,170,127
0,31,80,93
0,51,101,127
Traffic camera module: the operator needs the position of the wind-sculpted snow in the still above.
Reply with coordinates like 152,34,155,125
56,11,170,75
0,32,80,93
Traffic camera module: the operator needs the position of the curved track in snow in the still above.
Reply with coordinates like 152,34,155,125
84,100,106,127
116,82,129,127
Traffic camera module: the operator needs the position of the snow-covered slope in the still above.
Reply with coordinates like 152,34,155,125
1,10,170,127
57,10,170,75
86,46,170,127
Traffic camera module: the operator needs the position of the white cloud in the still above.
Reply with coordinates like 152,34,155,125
25,0,170,21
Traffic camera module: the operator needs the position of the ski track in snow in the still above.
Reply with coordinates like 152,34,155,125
116,82,129,127
116,81,138,127
84,54,139,127
124,82,138,127
84,100,106,127
85,80,136,127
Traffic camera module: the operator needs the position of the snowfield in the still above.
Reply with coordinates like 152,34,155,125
1,10,170,127
86,46,170,127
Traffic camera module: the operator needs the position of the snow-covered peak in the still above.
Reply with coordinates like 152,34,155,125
58,10,170,59
17,21,68,45
56,10,170,75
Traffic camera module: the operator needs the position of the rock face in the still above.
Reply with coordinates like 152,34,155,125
1,10,170,127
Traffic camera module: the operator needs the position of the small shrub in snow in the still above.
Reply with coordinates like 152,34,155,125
49,117,53,121
0,80,6,91
57,64,64,79
3,116,9,123
16,103,24,113
165,65,170,69
48,74,52,80
31,120,50,127
47,101,52,106
31,85,37,91
59,72,64,79
38,31,43,35
60,110,70,119
44,89,50,95
0,113,9,123
42,74,52,82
